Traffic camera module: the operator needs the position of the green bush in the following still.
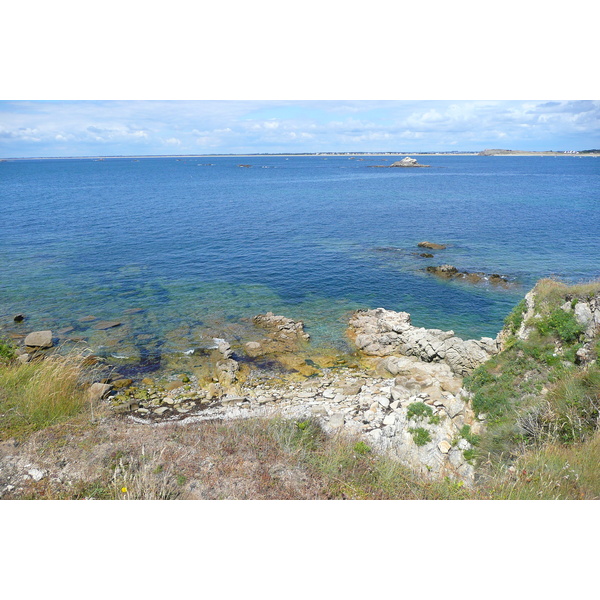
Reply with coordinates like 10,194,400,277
353,441,372,455
409,427,432,446
459,425,481,447
535,309,585,345
0,338,16,363
407,401,433,421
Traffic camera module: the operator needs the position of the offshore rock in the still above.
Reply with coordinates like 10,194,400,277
426,265,511,287
418,241,447,250
348,308,499,376
390,157,430,167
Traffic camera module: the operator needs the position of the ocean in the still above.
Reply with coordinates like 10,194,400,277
1,154,599,374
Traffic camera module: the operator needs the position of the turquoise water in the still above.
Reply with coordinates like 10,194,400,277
1,155,599,368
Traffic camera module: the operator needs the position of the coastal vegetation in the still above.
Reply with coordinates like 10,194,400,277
1,278,599,500
0,349,93,440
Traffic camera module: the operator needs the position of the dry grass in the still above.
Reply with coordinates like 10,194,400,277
486,430,600,499
0,352,94,440
533,278,600,313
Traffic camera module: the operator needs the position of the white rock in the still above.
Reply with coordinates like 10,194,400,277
375,395,390,408
383,413,396,426
329,413,345,428
28,468,45,482
438,440,452,454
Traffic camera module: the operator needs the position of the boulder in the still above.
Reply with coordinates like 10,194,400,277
216,358,239,387
88,382,112,402
24,330,53,348
427,265,458,276
244,341,263,357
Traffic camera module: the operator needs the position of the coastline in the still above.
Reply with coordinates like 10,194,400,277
2,152,599,161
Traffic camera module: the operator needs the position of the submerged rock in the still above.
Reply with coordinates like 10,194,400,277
426,265,512,287
94,320,122,330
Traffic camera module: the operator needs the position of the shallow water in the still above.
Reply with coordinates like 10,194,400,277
1,154,599,371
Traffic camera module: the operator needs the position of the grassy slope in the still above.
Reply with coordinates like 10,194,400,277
462,279,600,498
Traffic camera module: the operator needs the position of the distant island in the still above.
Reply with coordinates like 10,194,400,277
478,148,600,156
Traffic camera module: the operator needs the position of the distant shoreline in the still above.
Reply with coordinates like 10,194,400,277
2,151,599,161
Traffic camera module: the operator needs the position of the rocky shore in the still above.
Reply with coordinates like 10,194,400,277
7,281,599,492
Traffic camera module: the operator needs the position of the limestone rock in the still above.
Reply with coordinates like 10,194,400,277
216,339,233,359
348,308,498,376
24,330,53,348
216,358,239,387
329,413,345,428
574,302,593,328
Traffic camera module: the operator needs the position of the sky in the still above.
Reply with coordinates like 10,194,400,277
1,100,599,158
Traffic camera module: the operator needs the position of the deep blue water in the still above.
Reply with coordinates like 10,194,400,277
1,154,599,363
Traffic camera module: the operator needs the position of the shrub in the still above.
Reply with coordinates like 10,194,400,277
459,425,481,447
409,427,432,446
407,401,433,421
353,441,372,455
534,308,585,345
0,338,16,363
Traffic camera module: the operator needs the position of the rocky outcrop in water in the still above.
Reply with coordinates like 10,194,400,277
348,308,499,376
425,265,512,287
418,241,446,250
390,157,430,167
246,313,310,356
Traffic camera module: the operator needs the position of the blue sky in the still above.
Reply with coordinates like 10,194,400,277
1,100,598,157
